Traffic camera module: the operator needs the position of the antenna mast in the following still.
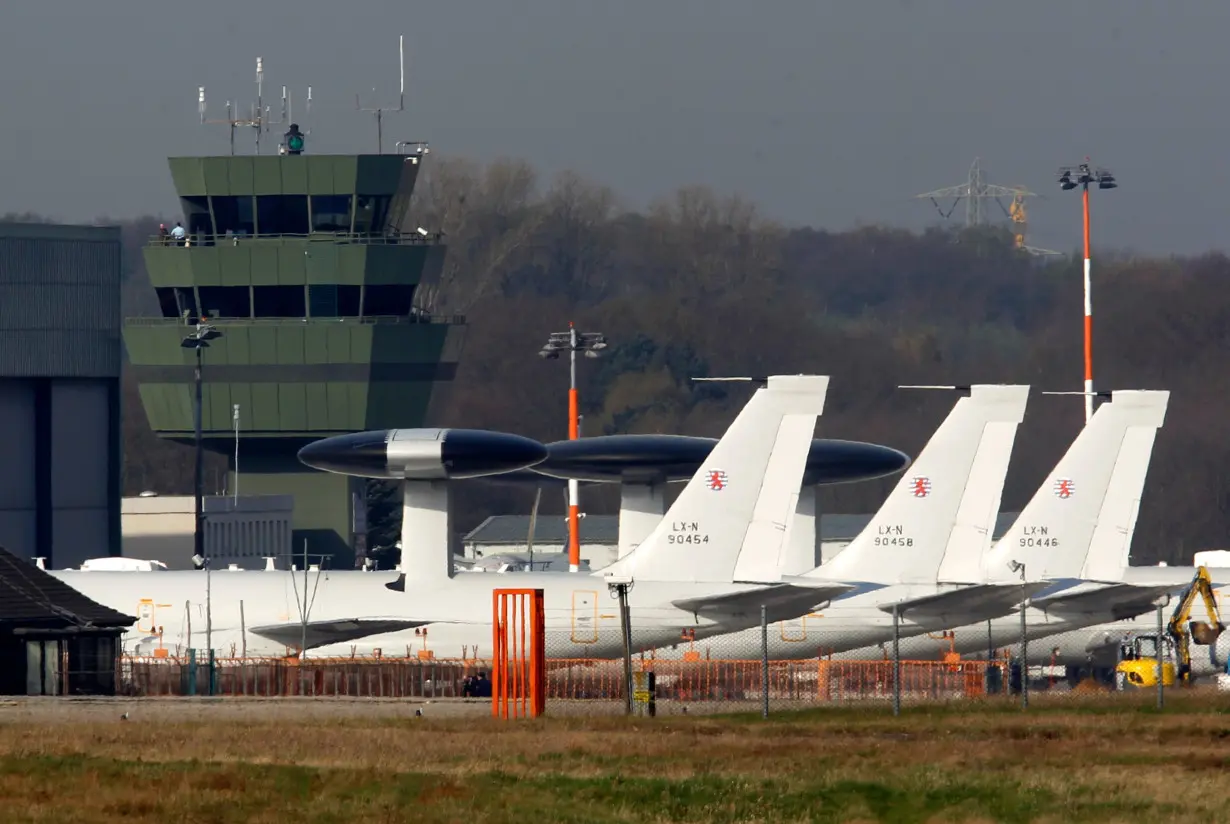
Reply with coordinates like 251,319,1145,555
199,57,312,155
355,35,406,154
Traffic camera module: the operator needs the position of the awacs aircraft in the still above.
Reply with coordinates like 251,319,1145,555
978,550,1230,679
646,384,1031,660
52,375,859,658
774,390,1176,665
250,382,1028,661
1015,573,1229,682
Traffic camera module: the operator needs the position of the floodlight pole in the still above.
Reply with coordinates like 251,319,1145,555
568,323,580,573
539,324,608,573
1082,184,1092,423
182,321,222,676
194,343,205,577
1058,159,1118,423
197,342,208,663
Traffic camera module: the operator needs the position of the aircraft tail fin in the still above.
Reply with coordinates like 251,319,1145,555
809,385,1029,585
984,390,1169,582
601,375,830,584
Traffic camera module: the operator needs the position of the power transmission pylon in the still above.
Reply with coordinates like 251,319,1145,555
915,158,1058,256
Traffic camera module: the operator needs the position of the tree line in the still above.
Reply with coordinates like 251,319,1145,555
13,154,1229,564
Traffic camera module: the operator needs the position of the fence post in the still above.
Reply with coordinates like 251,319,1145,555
1156,601,1165,710
186,649,197,697
760,603,769,719
892,603,901,717
1020,585,1029,710
616,582,634,716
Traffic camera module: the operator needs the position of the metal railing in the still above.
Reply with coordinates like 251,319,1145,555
124,313,466,327
148,230,444,247
117,654,997,704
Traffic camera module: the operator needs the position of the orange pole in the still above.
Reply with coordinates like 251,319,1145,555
568,387,579,440
567,322,581,570
492,591,502,718
1082,186,1093,423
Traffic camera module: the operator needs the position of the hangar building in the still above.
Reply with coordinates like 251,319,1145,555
0,223,123,569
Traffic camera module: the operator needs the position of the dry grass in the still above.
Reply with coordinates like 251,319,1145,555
0,692,1228,822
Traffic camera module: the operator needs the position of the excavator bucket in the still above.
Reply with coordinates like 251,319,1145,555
1190,621,1223,646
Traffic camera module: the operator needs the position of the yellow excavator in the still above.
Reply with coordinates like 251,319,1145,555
1116,566,1225,689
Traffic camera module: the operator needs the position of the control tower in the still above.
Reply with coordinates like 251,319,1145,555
123,49,465,566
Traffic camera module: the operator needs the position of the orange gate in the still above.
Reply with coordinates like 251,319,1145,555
492,588,546,718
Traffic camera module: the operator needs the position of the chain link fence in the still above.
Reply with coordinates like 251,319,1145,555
115,597,1218,714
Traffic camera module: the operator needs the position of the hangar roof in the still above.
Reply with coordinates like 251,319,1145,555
465,515,620,546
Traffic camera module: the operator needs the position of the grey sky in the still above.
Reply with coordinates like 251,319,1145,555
1,1,1225,253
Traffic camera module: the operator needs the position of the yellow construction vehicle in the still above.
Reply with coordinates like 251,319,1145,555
1116,566,1225,689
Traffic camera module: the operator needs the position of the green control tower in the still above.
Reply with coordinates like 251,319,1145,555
124,68,466,566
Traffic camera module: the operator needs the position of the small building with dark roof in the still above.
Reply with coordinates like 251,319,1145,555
463,515,620,568
0,547,135,695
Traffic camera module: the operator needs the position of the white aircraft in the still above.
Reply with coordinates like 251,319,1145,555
644,383,1032,660
757,389,1177,667
992,559,1230,681
53,375,863,659
305,383,1030,658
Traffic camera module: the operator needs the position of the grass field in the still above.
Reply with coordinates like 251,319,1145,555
1,693,1229,822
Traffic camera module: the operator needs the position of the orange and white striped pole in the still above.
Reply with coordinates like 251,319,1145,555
1082,184,1093,423
1061,159,1115,421
567,322,581,573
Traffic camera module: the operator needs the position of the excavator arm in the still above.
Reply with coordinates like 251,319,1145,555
1167,566,1225,684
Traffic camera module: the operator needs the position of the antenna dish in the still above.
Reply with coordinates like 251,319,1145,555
355,34,407,154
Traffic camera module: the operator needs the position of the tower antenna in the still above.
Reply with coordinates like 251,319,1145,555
355,34,406,154
198,57,312,155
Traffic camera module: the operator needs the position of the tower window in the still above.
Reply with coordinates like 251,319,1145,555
353,196,392,234
256,196,310,235
363,285,414,316
311,196,353,233
198,286,251,319
253,286,306,318
309,285,361,317
209,196,256,236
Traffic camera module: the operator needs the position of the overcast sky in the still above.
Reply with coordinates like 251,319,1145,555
1,1,1225,253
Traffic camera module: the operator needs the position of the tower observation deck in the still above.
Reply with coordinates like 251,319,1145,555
124,145,466,565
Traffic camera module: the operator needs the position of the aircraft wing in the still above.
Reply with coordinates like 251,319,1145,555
248,618,431,651
878,582,1054,628
672,580,858,625
1032,583,1180,621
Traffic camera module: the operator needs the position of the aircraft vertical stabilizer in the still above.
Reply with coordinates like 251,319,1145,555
601,375,829,584
1080,438,1156,580
808,385,1029,585
983,390,1169,582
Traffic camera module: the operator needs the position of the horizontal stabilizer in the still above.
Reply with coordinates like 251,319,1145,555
1032,582,1180,622
1119,565,1230,589
879,582,1053,628
249,618,430,651
672,580,861,625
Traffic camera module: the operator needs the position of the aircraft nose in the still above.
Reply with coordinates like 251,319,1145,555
298,430,391,477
